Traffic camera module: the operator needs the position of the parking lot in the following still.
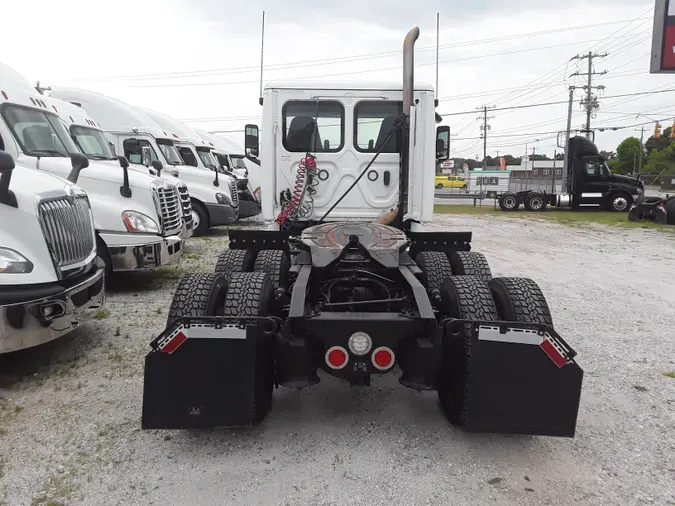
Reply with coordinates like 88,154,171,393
1,214,674,506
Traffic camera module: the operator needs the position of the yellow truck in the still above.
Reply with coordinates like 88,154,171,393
435,175,467,189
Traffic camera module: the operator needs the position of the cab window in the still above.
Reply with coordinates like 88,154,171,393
2,105,78,157
282,100,344,153
123,139,158,165
177,146,198,166
354,101,402,153
585,162,599,176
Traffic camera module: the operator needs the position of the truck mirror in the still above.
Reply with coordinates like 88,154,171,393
244,124,259,158
436,126,450,161
67,152,89,184
151,160,164,178
0,151,17,208
142,145,152,167
118,156,132,198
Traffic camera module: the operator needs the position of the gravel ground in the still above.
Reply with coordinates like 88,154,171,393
1,216,674,506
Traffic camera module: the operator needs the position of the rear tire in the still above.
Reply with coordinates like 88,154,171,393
166,273,228,327
627,206,641,222
96,235,112,278
192,200,209,236
488,277,553,326
438,276,498,427
223,272,275,424
214,249,255,279
524,192,547,212
253,250,290,290
415,251,453,291
449,251,492,282
665,198,675,225
499,193,520,211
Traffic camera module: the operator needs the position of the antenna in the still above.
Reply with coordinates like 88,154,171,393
435,12,440,107
258,10,266,106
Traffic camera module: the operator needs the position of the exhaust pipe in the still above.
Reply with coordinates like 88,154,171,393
396,26,419,227
403,27,420,113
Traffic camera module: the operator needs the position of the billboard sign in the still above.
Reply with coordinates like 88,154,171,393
651,0,675,73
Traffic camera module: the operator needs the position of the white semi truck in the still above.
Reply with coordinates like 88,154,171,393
193,129,261,218
0,64,184,276
0,151,105,353
47,97,194,240
49,88,239,236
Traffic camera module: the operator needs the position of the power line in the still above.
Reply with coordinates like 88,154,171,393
75,19,650,83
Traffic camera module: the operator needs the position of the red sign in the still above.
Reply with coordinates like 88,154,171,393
664,25,675,68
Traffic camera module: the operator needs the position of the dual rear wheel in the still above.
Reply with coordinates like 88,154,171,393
415,249,553,428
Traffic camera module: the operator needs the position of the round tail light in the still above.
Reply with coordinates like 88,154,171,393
372,347,395,371
348,332,372,356
326,346,348,370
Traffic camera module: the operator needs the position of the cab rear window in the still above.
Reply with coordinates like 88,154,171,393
354,101,402,153
282,101,344,153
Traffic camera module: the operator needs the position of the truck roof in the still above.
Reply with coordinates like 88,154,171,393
49,87,170,140
194,129,244,154
47,95,102,130
0,62,58,113
140,108,207,148
264,80,435,92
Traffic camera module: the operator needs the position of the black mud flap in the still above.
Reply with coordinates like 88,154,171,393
142,316,279,430
446,320,583,437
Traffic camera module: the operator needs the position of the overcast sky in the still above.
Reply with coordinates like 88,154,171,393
1,0,672,160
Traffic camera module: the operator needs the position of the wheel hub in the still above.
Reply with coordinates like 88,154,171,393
613,197,628,211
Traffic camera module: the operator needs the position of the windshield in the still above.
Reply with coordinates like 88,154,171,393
2,105,79,157
156,139,184,165
196,149,218,169
231,155,247,170
71,125,115,160
215,153,230,169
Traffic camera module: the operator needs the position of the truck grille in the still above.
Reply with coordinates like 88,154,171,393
177,184,192,225
156,186,183,236
38,194,95,274
229,179,239,207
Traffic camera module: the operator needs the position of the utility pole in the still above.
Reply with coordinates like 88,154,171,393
571,52,607,139
476,105,495,169
634,126,645,174
531,146,537,159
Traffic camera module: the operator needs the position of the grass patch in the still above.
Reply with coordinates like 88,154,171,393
664,371,675,379
93,310,110,321
433,204,673,230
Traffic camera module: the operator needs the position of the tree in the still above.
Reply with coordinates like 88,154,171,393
644,126,672,155
599,150,616,160
528,154,551,161
643,142,675,174
616,137,644,174
503,154,522,165
554,152,565,160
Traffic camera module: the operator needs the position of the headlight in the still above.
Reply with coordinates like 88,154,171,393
637,187,644,195
254,187,261,204
0,248,34,274
122,211,159,233
215,192,232,205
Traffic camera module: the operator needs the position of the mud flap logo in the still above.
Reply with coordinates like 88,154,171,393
188,406,201,416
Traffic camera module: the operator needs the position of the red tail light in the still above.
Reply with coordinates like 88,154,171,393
326,346,348,370
371,347,395,370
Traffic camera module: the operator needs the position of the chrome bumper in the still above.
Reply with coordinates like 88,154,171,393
180,219,194,240
0,266,105,354
109,235,183,271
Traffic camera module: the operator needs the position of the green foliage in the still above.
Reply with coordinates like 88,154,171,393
644,142,675,174
613,137,644,174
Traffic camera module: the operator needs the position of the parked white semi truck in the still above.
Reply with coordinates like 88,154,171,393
49,88,239,236
193,129,261,218
48,97,194,240
138,107,244,224
0,64,184,276
0,151,105,353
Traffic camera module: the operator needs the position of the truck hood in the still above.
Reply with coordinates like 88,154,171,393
1,165,85,285
610,173,644,188
97,160,186,188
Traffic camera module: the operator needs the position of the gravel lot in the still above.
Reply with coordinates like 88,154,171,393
1,215,674,506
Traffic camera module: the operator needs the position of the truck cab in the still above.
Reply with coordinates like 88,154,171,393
0,151,105,353
247,81,438,229
194,129,261,218
0,64,184,275
568,136,644,211
48,88,239,236
49,97,194,240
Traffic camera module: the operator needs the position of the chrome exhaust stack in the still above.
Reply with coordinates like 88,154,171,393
397,26,420,225
403,27,420,113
